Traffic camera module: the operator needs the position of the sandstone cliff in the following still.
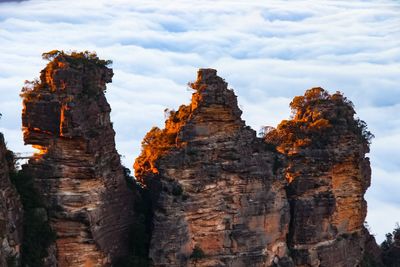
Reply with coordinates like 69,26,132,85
135,69,293,267
12,54,381,266
21,51,135,266
265,88,378,266
0,134,23,266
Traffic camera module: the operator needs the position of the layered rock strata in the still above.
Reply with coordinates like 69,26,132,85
135,69,292,267
0,134,23,266
266,88,376,266
21,51,135,266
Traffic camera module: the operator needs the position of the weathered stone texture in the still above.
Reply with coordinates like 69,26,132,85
21,52,135,267
266,88,376,266
0,134,23,267
135,69,292,267
17,57,379,267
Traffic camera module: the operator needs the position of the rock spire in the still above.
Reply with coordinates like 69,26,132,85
135,69,292,267
21,51,135,266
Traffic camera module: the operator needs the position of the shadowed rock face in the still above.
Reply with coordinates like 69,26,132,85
0,134,23,267
21,52,135,267
266,88,378,266
135,69,292,267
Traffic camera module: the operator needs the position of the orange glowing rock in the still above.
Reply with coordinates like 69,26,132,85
32,145,47,156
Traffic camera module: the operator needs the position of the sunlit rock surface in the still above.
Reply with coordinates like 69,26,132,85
21,51,135,267
0,134,23,266
135,69,292,267
266,88,379,266
17,54,380,266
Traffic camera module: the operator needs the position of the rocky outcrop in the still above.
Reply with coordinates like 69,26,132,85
266,88,377,266
16,53,379,267
135,69,292,267
21,51,135,266
0,133,23,266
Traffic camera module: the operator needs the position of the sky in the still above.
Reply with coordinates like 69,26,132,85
0,0,399,243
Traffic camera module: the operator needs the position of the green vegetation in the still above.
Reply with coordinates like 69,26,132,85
289,87,331,115
21,50,113,100
361,253,384,267
190,245,205,260
381,223,400,267
134,104,192,179
42,50,112,67
265,87,374,151
172,183,183,196
9,169,55,267
356,118,375,145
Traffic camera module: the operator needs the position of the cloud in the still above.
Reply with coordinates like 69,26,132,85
0,0,399,242
0,0,26,3
366,197,400,242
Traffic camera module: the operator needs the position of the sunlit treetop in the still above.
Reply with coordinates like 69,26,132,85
41,50,112,67
265,87,374,153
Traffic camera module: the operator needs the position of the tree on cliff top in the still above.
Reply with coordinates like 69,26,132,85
42,50,112,66
265,87,374,151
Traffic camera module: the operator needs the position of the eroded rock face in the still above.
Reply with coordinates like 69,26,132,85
0,133,23,266
21,52,135,267
266,88,376,266
135,69,292,267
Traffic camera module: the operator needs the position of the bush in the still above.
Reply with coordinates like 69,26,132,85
361,253,383,267
42,50,112,67
381,223,400,267
172,184,183,196
356,118,375,145
190,245,205,260
9,170,55,267
265,88,374,153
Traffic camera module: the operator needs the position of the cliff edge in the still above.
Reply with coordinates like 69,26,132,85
266,88,380,266
135,69,293,267
21,51,135,267
135,71,379,267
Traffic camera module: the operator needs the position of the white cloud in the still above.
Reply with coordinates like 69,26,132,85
366,198,400,243
0,0,399,242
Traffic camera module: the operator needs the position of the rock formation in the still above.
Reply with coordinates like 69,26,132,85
135,69,293,267
135,73,379,267
0,134,23,266
11,53,380,266
21,51,135,266
265,88,377,266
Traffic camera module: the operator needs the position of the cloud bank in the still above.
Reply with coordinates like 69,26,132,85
0,0,399,242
